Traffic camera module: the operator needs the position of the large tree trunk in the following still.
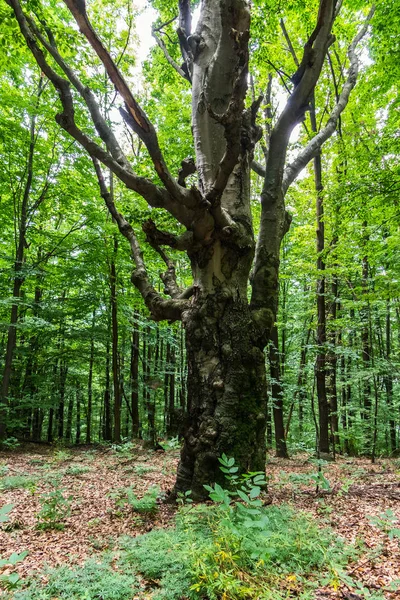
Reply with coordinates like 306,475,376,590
175,296,267,499
8,0,341,496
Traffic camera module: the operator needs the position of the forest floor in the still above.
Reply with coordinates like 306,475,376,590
0,443,400,599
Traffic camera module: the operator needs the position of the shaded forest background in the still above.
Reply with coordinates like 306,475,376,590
0,0,399,459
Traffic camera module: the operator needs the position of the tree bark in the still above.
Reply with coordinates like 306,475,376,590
175,298,267,499
0,77,43,438
86,308,96,444
269,325,288,458
130,316,140,437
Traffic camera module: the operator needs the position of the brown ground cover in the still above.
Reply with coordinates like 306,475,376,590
0,444,399,598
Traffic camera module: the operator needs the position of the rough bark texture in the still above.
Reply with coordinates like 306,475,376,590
175,297,267,499
8,0,353,495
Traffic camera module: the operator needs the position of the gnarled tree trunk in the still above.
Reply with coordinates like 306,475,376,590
9,0,372,497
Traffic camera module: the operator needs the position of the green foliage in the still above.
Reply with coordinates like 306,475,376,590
119,459,354,600
133,464,156,476
368,509,400,542
64,465,91,476
159,436,181,451
52,450,72,463
111,442,136,458
124,485,159,514
0,505,27,591
0,504,13,523
0,437,20,450
36,486,72,531
109,484,159,514
12,558,138,600
0,475,36,491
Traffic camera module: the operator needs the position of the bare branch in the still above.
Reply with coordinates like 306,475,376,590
282,6,375,194
92,159,188,322
280,18,299,67
8,0,196,228
152,27,190,81
26,14,132,173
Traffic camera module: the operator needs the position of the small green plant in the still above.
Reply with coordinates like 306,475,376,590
0,475,36,491
52,449,72,463
177,489,193,506
159,436,181,451
0,551,28,590
111,441,136,458
133,464,156,476
0,505,28,591
109,485,159,514
12,557,137,600
65,465,91,476
0,463,9,476
126,485,160,514
0,504,13,523
368,509,400,542
36,485,72,530
1,437,20,450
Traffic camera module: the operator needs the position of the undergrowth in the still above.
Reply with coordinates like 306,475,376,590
11,558,137,600
8,457,367,600
0,475,36,491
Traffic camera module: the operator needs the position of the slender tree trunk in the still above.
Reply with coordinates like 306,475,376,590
65,393,74,442
110,234,121,443
327,266,339,451
76,382,81,445
103,331,112,442
269,325,288,458
86,309,96,444
58,361,68,439
130,317,140,437
361,235,372,450
47,408,54,443
143,326,155,446
285,321,312,439
384,299,396,452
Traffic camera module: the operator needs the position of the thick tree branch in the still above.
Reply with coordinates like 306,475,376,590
92,159,188,321
64,0,194,206
251,0,337,332
8,0,195,228
282,6,375,194
178,157,196,187
142,220,194,299
142,219,195,252
177,0,193,79
204,26,250,207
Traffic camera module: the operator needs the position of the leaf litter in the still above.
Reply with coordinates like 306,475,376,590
0,445,399,598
